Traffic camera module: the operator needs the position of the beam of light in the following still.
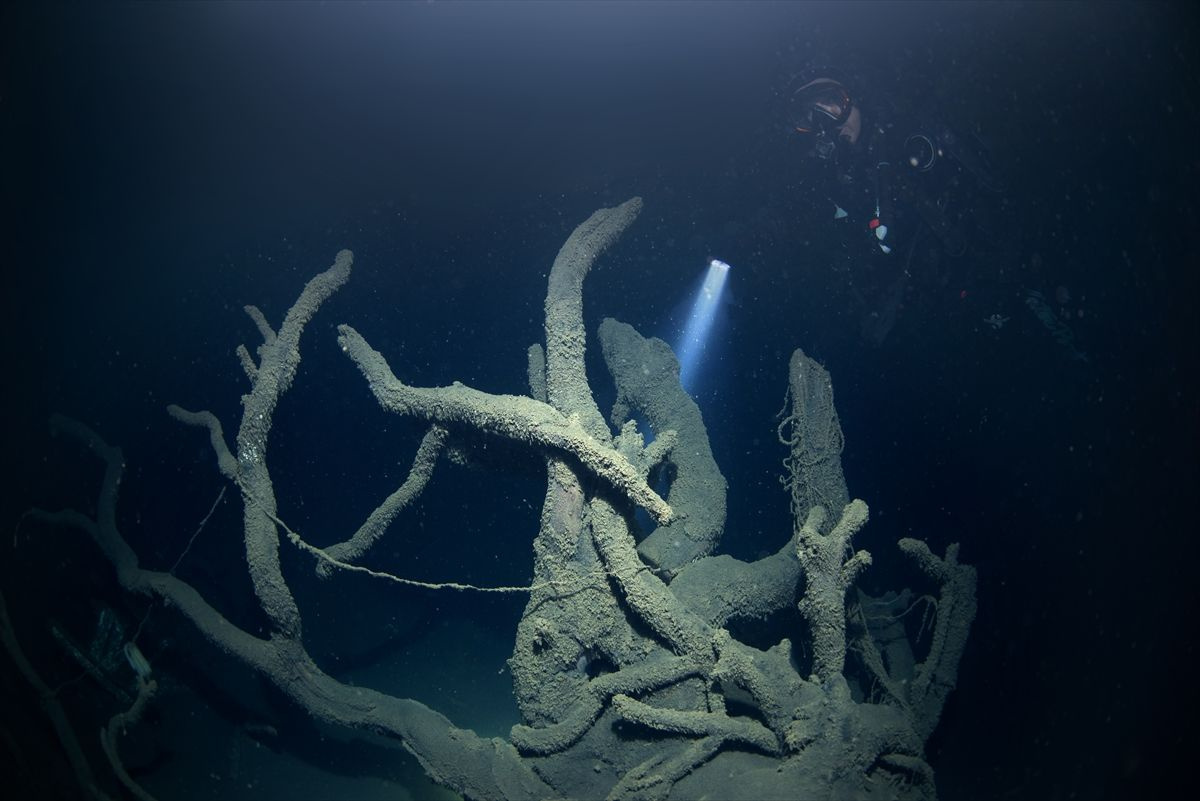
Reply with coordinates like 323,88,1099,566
675,259,731,392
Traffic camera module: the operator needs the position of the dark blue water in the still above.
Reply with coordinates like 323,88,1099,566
3,2,1196,799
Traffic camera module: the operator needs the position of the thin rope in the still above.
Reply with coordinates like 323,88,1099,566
237,480,619,595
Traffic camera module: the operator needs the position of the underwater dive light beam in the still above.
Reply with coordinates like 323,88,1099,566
676,259,731,392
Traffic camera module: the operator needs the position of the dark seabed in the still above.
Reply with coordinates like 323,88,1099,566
1,1,1196,799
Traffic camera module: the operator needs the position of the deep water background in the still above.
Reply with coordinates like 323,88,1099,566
2,2,1197,799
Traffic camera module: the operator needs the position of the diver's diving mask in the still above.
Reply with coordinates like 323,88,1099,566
791,78,858,162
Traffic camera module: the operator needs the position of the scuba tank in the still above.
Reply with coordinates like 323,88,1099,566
891,118,1005,258
903,121,1005,192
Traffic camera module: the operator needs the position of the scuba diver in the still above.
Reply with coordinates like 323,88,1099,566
787,74,1006,344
